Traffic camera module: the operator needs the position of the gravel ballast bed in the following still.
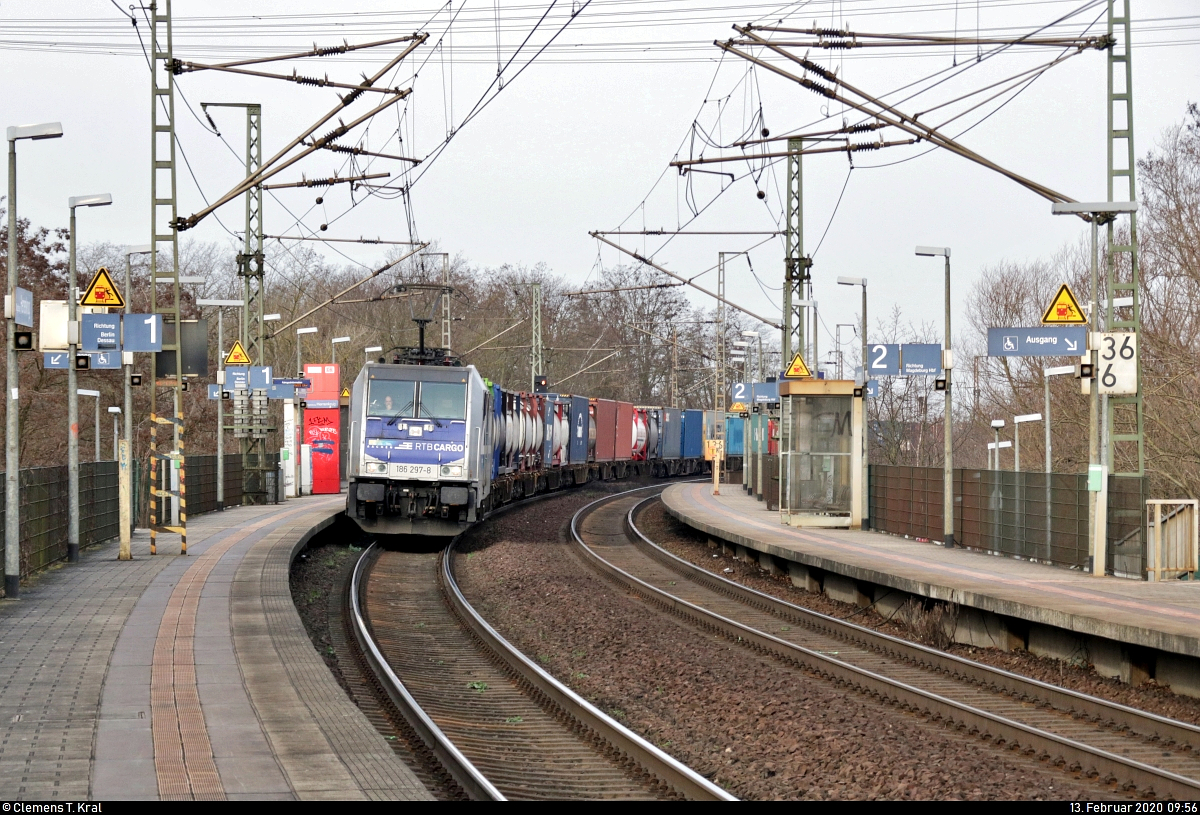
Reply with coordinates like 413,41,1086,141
454,487,1121,800
636,500,1200,728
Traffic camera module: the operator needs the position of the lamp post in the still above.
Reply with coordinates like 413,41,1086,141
741,331,761,382
198,299,245,511
915,247,954,547
990,419,1005,470
122,245,152,520
296,327,318,376
108,406,121,460
1051,202,1138,577
67,193,112,564
365,345,382,363
1013,413,1043,473
1043,365,1075,473
837,276,868,530
5,121,62,597
331,336,350,366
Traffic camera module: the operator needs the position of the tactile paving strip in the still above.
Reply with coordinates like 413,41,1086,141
150,507,318,801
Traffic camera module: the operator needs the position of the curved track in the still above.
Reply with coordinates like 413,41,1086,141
570,487,1200,800
349,525,735,801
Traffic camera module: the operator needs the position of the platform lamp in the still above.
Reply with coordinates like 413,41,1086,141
296,326,318,376
108,406,121,460
365,345,383,363
741,331,762,382
1013,413,1043,473
990,419,1006,470
67,193,112,565
331,336,350,366
914,246,954,547
837,276,868,531
6,120,63,597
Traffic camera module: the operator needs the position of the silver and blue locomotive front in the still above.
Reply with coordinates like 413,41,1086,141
347,361,491,536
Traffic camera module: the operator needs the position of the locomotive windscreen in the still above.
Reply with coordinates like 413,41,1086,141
417,382,466,420
367,380,416,418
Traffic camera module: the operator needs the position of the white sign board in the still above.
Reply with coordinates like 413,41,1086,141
38,300,113,351
1095,332,1137,395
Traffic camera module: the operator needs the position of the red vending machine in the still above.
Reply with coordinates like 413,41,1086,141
303,363,342,494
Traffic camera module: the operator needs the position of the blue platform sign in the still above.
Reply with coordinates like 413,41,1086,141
89,351,122,370
81,314,120,351
865,379,879,398
752,381,779,403
730,382,751,404
248,365,272,390
14,287,33,328
267,383,296,400
273,377,311,388
123,314,163,352
901,343,942,376
207,384,222,400
987,326,1087,357
43,351,70,369
867,343,901,376
224,365,249,391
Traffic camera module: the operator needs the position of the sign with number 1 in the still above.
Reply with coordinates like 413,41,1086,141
1096,332,1137,395
123,314,163,352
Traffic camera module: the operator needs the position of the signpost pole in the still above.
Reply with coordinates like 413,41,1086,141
118,439,131,560
94,396,100,461
67,206,80,563
4,136,16,597
1089,218,1100,567
943,253,954,547
216,309,224,511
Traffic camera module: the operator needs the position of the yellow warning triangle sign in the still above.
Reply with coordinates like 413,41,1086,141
783,351,812,378
224,340,252,365
340,387,350,398
79,267,125,308
1041,283,1087,325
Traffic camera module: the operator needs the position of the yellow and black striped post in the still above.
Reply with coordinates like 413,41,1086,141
178,409,187,555
149,412,188,555
149,413,158,556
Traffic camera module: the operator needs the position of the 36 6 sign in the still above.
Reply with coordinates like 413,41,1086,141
1096,332,1137,395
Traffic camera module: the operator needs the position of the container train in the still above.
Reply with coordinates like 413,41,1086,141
345,358,744,537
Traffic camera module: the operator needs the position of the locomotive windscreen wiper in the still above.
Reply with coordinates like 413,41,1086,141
386,400,416,426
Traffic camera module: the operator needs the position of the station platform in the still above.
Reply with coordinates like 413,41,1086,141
662,482,1200,696
0,496,433,802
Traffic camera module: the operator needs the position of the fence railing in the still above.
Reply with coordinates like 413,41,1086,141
0,462,120,582
869,464,1147,576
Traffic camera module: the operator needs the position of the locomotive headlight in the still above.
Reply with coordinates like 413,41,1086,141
440,465,463,478
365,462,388,474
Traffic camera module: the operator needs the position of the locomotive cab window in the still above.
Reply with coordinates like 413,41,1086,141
419,382,467,421
367,380,416,418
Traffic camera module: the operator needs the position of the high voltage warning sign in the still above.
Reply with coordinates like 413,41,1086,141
1041,283,1087,325
224,340,252,366
783,352,812,379
79,267,124,308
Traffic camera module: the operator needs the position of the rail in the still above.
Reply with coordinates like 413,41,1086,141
348,543,504,801
567,487,1200,799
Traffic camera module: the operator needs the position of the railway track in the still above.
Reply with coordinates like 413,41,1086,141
571,486,1200,801
348,527,735,801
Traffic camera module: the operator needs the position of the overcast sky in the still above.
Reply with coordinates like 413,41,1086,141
3,0,1197,372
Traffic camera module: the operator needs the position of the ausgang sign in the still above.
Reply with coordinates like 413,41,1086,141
987,326,1087,357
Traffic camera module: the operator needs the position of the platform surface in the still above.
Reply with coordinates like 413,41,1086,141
663,482,1200,659
0,496,433,801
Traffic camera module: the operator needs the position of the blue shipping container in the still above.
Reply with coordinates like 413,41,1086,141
681,410,704,459
661,408,682,460
567,395,590,464
724,414,745,456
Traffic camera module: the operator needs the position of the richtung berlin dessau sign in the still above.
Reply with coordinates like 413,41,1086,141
987,326,1087,357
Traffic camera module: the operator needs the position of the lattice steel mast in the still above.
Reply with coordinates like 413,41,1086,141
149,0,186,554
1105,0,1143,476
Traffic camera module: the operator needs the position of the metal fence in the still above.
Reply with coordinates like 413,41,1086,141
869,464,1146,575
0,461,120,581
154,453,283,521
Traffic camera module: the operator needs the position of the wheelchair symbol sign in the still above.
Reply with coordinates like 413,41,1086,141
1003,336,1017,352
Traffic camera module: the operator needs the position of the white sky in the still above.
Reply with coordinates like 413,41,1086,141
3,0,1197,372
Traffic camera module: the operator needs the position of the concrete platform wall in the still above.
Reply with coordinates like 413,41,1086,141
703,526,1200,699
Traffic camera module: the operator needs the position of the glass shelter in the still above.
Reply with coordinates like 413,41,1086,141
779,380,864,528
